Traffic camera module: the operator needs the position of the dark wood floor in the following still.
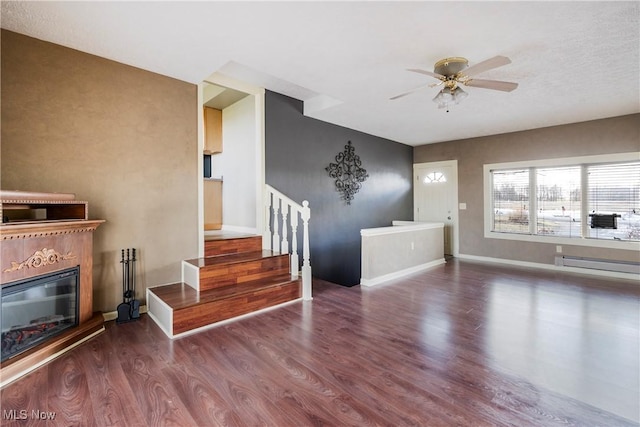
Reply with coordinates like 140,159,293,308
2,259,638,426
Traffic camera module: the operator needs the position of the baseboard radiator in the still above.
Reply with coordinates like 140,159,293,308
555,256,640,275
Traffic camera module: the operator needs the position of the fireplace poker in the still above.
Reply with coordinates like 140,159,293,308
117,249,131,323
130,248,140,320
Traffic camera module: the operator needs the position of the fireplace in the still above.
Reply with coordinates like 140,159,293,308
1,190,104,387
1,267,79,362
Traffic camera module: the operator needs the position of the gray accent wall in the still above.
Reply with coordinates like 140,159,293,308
265,91,413,286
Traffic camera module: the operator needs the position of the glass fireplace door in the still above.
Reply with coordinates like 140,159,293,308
1,266,79,362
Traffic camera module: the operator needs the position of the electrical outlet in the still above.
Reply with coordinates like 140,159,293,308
556,245,562,253
411,242,415,250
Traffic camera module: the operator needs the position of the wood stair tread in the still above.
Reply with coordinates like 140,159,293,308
149,274,300,311
204,233,259,242
185,250,284,268
147,232,303,337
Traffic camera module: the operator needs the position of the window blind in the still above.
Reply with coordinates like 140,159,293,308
492,169,530,234
588,161,640,240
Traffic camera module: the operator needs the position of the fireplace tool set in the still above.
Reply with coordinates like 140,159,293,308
116,248,140,324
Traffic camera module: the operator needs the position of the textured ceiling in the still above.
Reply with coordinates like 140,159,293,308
2,1,639,146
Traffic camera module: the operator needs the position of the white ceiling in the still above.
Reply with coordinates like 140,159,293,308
2,1,639,146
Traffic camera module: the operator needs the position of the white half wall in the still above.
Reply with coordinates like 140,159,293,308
361,221,445,286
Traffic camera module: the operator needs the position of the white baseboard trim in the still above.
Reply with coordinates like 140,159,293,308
103,305,148,322
360,258,446,287
457,253,640,282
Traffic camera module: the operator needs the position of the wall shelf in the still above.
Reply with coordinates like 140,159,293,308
1,191,88,224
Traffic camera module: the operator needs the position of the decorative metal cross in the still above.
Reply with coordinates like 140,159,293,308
325,141,369,205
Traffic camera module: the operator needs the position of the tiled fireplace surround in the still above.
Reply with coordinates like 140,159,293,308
0,191,104,386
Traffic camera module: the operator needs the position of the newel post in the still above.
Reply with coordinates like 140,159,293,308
290,210,299,278
301,200,312,300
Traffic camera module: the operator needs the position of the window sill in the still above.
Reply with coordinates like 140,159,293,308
485,230,640,251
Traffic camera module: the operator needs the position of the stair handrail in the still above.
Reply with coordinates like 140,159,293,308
264,184,312,300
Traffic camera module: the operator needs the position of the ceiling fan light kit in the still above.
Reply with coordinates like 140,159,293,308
433,86,468,111
392,55,518,111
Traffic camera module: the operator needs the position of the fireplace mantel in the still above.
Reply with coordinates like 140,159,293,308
1,220,104,239
1,191,105,387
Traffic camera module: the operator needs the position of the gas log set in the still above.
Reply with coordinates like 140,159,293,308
1,315,67,362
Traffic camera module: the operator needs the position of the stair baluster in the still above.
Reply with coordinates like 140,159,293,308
265,185,312,300
272,199,280,253
281,207,289,254
263,192,272,251
290,211,299,278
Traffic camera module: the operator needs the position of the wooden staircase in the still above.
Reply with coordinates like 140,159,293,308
146,235,302,338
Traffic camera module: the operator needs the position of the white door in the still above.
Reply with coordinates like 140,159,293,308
414,161,458,256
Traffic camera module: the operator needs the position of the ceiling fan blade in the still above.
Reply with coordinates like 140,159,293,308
461,55,512,77
389,83,432,100
406,68,445,79
464,78,518,92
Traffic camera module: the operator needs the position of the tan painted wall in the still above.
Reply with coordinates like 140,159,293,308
1,30,199,312
414,114,640,265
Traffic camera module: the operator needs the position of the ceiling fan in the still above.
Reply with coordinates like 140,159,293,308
390,55,518,111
